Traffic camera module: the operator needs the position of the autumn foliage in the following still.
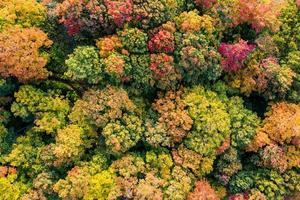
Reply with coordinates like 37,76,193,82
0,27,52,83
0,0,300,199
230,0,286,32
187,180,220,200
218,40,256,72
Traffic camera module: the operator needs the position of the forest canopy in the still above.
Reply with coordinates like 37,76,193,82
0,0,300,199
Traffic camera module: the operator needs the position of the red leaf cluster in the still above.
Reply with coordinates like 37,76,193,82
218,40,255,72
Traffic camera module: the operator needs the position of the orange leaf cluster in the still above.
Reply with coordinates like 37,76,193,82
230,0,286,32
96,35,123,58
187,180,220,200
153,90,193,144
70,85,135,128
0,27,52,83
247,102,300,151
0,166,16,178
172,145,214,177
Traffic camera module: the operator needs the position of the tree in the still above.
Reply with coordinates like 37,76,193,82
118,27,148,54
148,22,176,53
187,180,220,200
0,0,46,31
230,0,286,32
218,40,255,72
64,46,103,84
175,11,214,33
11,85,70,134
102,114,144,154
69,86,136,128
55,0,112,36
183,86,231,156
145,90,193,147
228,56,295,100
176,32,222,83
0,27,52,83
248,102,300,151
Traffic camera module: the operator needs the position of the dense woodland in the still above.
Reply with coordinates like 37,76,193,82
0,0,300,199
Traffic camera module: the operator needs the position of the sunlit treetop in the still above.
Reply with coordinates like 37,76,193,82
69,85,136,128
0,0,46,31
175,11,214,33
218,39,256,72
55,0,111,36
228,54,295,99
96,35,123,58
247,102,300,152
0,27,52,83
145,90,193,147
11,85,70,134
64,46,104,84
183,86,231,156
187,180,220,200
229,0,287,32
